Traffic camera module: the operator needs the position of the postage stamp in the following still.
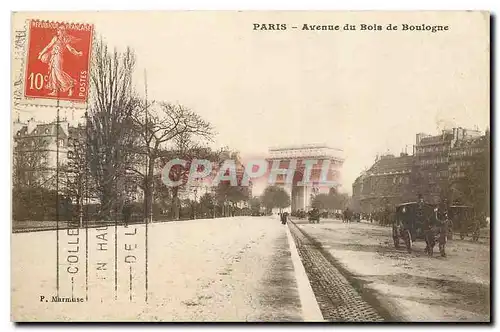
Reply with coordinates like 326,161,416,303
24,20,93,103
12,19,93,110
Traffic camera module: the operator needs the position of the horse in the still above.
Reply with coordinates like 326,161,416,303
423,216,448,257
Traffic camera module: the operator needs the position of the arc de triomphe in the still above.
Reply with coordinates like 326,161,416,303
266,144,344,212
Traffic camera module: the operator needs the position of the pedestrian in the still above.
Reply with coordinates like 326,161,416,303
122,200,131,226
425,204,448,257
472,216,481,242
281,211,288,225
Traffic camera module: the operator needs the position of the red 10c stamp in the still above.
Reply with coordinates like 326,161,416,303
24,20,94,103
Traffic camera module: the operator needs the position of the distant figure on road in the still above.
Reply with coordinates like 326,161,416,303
122,200,132,226
471,214,482,242
281,211,289,225
343,208,352,223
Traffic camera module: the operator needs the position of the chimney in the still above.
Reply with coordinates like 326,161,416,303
27,117,37,134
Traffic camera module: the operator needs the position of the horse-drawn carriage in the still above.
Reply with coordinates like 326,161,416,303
392,201,448,256
308,208,320,224
392,202,433,252
296,209,307,219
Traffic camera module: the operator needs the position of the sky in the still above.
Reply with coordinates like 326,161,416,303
12,11,490,194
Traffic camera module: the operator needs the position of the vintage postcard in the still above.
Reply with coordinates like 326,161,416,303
11,11,490,322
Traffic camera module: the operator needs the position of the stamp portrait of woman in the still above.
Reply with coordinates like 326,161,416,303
37,25,83,97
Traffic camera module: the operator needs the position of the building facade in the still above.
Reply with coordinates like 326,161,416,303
13,117,71,189
13,116,141,205
352,153,414,214
448,131,490,210
352,127,489,213
413,127,482,204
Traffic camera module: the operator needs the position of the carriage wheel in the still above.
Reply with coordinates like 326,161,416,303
472,232,479,242
404,230,412,253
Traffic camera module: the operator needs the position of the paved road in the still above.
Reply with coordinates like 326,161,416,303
294,218,490,322
12,216,308,322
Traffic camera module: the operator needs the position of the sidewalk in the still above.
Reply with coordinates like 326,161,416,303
12,216,307,321
295,219,490,322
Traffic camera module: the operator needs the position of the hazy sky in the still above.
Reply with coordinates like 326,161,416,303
12,11,490,194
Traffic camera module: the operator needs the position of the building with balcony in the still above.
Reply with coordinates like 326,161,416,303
413,127,482,204
352,127,489,214
13,117,70,189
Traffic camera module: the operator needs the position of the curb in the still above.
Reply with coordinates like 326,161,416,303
285,222,324,322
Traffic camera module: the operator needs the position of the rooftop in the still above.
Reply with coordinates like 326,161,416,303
15,122,69,138
268,144,344,160
452,135,488,149
367,155,414,175
269,143,343,152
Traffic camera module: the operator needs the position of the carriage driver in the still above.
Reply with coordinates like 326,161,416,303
415,194,425,237
434,199,449,257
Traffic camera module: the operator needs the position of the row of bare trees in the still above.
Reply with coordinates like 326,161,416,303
13,36,252,223
84,38,221,221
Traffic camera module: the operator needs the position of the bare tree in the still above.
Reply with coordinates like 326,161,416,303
87,38,139,220
13,136,50,189
164,131,223,220
128,102,215,222
61,124,93,226
214,151,251,217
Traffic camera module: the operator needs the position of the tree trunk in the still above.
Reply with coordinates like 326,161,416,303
100,183,114,221
78,194,83,228
171,187,180,220
143,160,155,223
